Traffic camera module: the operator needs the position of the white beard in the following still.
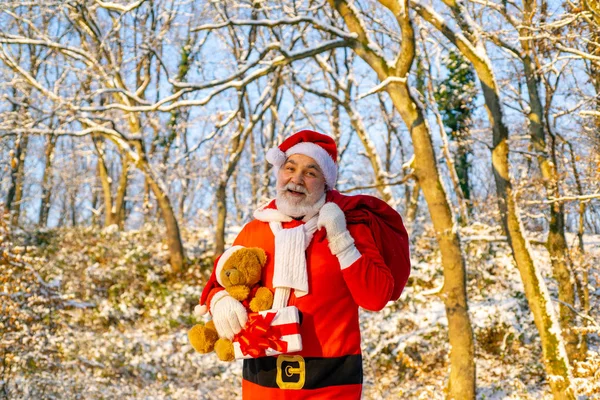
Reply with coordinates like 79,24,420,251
276,183,326,220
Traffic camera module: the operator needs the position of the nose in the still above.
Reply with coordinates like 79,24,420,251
290,170,304,185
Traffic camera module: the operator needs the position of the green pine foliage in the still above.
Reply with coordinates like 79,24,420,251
434,51,478,205
434,51,477,139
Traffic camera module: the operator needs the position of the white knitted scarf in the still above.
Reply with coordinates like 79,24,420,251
269,217,318,308
253,196,325,309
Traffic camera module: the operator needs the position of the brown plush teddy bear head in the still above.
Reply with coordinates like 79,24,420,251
219,247,267,295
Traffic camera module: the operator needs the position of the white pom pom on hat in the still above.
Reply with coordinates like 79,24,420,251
266,147,287,168
195,304,208,316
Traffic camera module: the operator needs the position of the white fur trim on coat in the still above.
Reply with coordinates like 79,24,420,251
215,245,245,286
337,245,362,270
253,204,293,223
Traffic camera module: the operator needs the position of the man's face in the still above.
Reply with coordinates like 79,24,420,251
276,154,326,213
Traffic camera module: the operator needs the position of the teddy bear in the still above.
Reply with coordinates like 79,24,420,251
188,245,273,361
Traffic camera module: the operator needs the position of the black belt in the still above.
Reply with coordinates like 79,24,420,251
243,354,363,390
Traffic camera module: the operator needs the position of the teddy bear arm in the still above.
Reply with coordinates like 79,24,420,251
188,321,219,354
249,287,274,312
214,338,235,362
205,320,217,333
227,285,250,301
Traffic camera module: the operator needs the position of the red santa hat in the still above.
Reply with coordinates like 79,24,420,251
266,130,338,189
195,245,244,316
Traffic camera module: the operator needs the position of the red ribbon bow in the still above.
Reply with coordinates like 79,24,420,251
235,312,298,358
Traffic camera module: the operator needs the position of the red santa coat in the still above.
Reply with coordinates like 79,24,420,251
222,192,409,399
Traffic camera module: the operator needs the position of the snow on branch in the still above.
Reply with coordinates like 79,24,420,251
356,76,407,100
192,16,357,41
556,43,600,63
580,110,600,117
523,193,600,204
76,39,350,113
94,0,147,13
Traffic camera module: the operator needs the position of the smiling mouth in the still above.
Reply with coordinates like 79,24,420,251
287,189,306,196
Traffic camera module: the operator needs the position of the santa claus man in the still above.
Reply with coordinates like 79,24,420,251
200,130,411,399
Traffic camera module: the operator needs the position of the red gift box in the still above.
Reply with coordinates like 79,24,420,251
233,306,302,359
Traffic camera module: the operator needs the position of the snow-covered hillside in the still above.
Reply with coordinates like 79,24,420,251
1,222,598,399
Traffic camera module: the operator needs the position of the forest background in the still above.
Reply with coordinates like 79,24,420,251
1,0,599,399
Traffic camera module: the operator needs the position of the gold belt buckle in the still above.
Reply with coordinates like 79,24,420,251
276,355,305,390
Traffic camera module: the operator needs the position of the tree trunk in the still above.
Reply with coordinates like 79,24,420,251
488,96,574,397
389,81,476,400
94,137,117,227
144,128,160,220
57,190,68,228
214,117,244,257
405,182,420,223
39,135,57,227
214,119,246,256
456,150,471,212
250,129,259,207
481,42,576,400
127,113,185,273
231,168,244,224
114,158,129,230
331,102,342,146
91,177,100,227
215,182,228,257
144,167,185,273
522,41,580,360
327,2,476,397
7,133,28,226
69,188,77,227
566,141,589,356
93,135,128,229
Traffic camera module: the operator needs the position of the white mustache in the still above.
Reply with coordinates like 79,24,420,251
284,183,308,194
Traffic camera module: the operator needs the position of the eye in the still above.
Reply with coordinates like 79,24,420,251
307,171,316,177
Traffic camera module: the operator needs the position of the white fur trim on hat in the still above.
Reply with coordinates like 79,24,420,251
286,142,337,188
215,245,245,286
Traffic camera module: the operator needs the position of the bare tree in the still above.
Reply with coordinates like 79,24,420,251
325,1,476,397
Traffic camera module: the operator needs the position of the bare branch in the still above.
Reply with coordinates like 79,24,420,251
192,16,357,40
94,0,148,14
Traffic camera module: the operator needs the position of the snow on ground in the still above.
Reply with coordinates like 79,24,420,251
1,223,598,399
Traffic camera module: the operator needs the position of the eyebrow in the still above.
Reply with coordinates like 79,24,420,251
284,159,321,172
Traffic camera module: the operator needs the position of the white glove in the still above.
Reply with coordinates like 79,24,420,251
210,291,248,340
317,202,355,256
